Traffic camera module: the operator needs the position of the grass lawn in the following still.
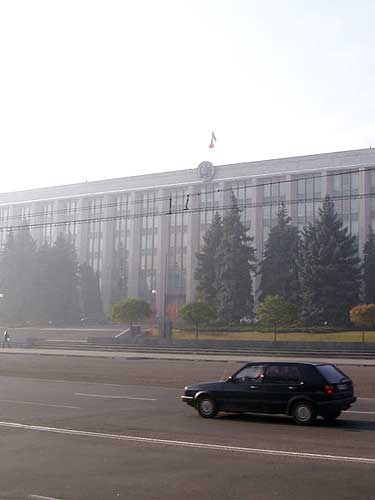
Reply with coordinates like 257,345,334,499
167,329,375,342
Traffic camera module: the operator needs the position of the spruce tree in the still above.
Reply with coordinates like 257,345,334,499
46,234,81,324
195,212,223,305
79,263,104,321
0,227,38,323
299,196,361,325
258,204,300,306
363,227,375,303
35,241,55,322
215,195,256,323
110,242,128,304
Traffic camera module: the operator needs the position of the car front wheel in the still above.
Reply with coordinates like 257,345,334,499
196,395,218,418
291,401,316,425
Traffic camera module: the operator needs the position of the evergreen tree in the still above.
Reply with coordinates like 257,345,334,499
35,241,55,322
363,227,375,303
258,204,300,305
79,263,104,321
299,196,361,325
110,243,128,304
0,227,38,323
195,212,223,305
46,234,81,324
215,194,256,323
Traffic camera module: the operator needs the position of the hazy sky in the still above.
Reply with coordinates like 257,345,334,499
0,0,374,193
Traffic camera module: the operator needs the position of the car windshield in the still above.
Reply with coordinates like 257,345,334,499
317,365,347,383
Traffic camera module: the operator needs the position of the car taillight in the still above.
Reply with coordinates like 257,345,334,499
324,384,334,395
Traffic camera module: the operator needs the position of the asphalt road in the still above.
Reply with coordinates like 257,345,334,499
0,355,374,500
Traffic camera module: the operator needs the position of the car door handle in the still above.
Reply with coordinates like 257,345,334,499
288,386,297,390
249,385,257,389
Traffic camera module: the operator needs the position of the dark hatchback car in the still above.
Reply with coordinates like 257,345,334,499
181,362,356,425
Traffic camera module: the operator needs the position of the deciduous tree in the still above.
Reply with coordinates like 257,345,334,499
110,297,150,326
350,304,375,329
179,301,216,339
256,295,298,339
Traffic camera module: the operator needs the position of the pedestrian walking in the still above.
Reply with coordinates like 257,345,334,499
2,329,10,348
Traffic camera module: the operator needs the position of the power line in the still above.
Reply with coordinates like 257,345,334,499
0,191,374,233
1,165,374,223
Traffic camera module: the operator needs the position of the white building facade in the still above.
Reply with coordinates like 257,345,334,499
0,148,375,317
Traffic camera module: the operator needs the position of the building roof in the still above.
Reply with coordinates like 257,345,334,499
1,147,374,206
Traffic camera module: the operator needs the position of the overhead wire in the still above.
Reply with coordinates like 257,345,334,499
0,191,374,233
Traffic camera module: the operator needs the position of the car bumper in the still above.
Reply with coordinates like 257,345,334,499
317,396,356,412
181,395,195,407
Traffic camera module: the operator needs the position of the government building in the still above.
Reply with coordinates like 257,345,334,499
1,148,375,317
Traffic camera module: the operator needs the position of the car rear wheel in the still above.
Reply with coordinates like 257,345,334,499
196,395,218,418
321,409,341,421
291,401,316,425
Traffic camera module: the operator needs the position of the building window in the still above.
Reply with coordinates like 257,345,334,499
167,189,188,297
230,180,255,239
139,193,158,300
370,171,375,232
199,184,220,247
262,176,287,241
0,206,10,250
65,199,79,247
332,171,359,237
41,202,55,245
296,174,322,230
87,198,103,274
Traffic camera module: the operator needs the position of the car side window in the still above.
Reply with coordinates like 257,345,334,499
263,365,301,384
301,365,325,384
234,365,264,382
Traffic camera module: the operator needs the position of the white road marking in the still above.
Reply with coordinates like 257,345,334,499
0,420,375,465
74,392,157,401
47,339,87,343
344,410,375,415
0,399,81,410
28,495,64,500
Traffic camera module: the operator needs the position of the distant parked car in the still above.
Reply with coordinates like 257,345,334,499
181,362,356,425
239,317,257,324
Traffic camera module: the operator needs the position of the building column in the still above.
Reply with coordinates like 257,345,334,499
287,174,297,224
127,192,142,297
359,168,371,255
52,199,67,243
7,204,21,237
155,190,169,316
254,179,264,261
185,185,200,303
77,197,90,264
321,169,333,198
30,201,42,244
101,194,116,314
254,179,264,305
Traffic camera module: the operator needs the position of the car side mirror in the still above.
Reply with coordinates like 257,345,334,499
227,376,235,383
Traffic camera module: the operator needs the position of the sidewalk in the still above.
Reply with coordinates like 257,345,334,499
0,347,375,366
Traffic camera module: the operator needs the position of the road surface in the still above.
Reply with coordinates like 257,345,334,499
0,354,374,500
